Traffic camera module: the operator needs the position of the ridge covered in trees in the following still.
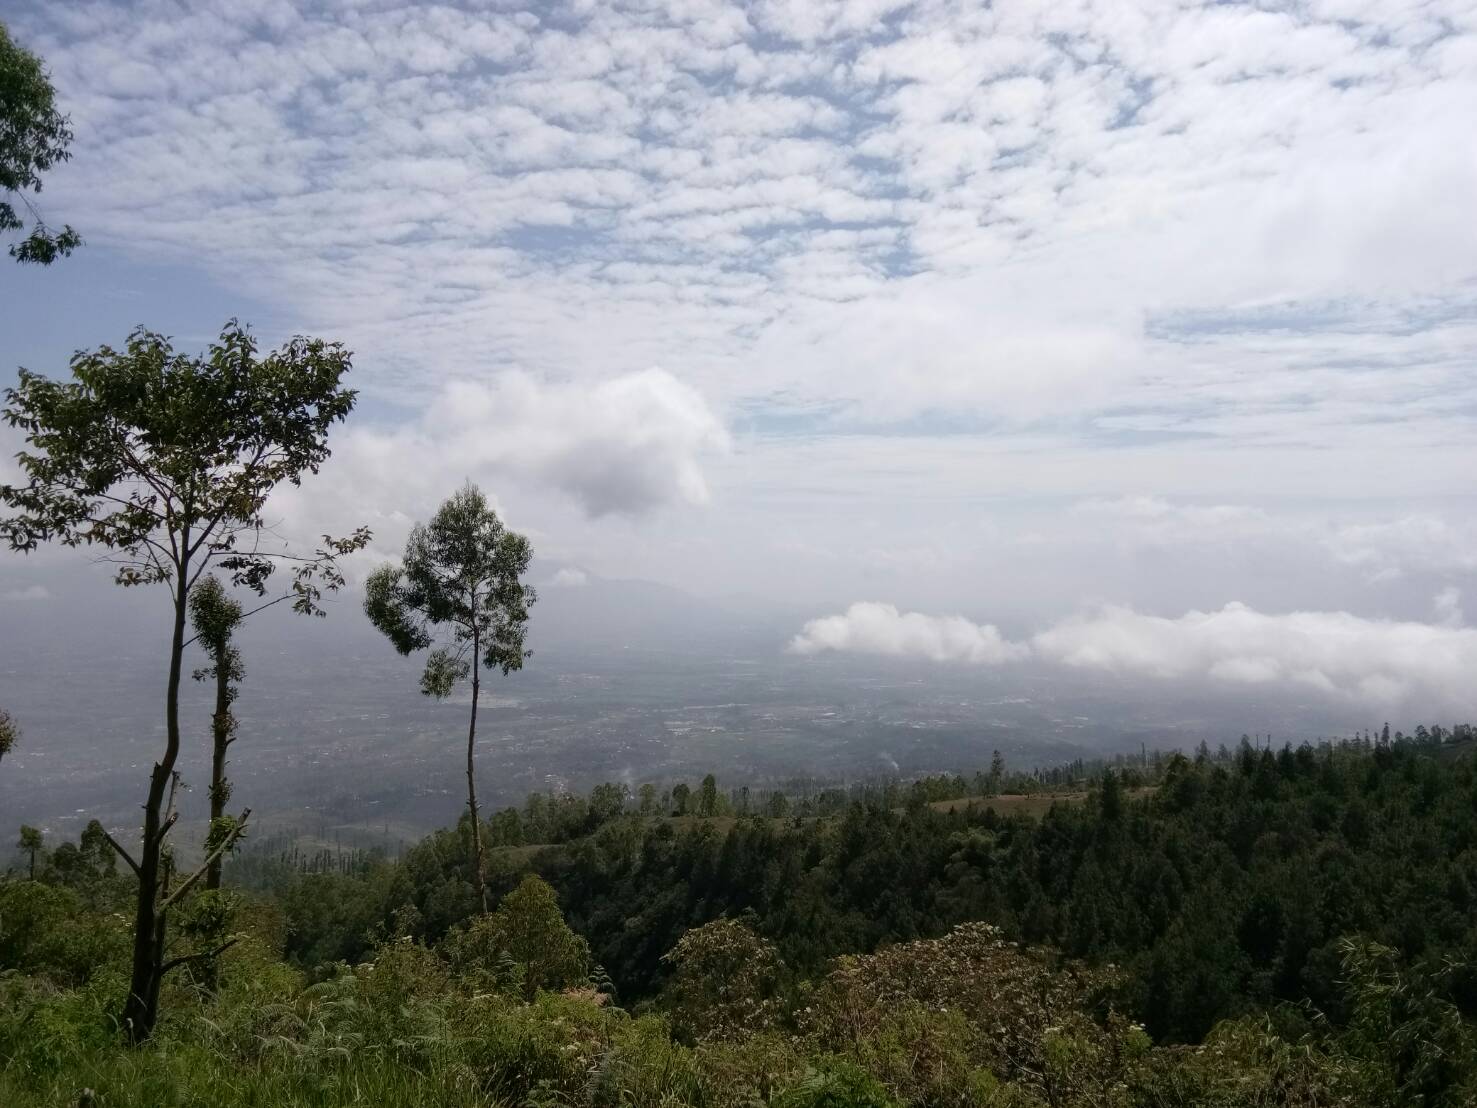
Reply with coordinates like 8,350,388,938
6,729,1477,1106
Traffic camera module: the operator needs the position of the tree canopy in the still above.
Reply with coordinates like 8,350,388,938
364,482,535,696
0,708,17,765
0,318,368,1043
0,21,79,264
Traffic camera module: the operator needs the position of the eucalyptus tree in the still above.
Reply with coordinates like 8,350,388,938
17,824,41,879
364,483,534,914
0,320,369,1043
1,21,80,263
188,575,243,892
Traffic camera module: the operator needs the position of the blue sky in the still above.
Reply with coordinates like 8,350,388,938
2,0,1476,711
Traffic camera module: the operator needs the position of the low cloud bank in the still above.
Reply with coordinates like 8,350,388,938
790,598,1477,707
789,602,1027,665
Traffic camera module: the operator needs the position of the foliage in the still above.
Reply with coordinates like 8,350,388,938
0,880,128,985
445,875,590,999
4,884,1473,1107
16,824,40,878
5,671,1477,1103
190,574,247,891
800,921,1134,1105
0,318,368,1041
0,21,80,263
364,481,534,913
661,917,785,1042
363,482,535,692
771,1060,900,1108
0,321,364,597
0,707,17,764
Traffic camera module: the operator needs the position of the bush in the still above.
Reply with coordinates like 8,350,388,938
773,1059,901,1108
445,875,590,998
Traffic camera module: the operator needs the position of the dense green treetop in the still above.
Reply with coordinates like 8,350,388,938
0,21,79,264
364,482,535,696
1,320,367,603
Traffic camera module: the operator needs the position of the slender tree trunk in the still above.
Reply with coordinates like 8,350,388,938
205,664,230,893
121,559,188,1044
466,628,488,914
27,848,34,881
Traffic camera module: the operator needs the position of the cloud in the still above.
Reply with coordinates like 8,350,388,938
9,0,1476,442
1325,516,1477,582
3,0,1475,626
546,567,589,588
1031,603,1477,706
1433,587,1464,628
420,370,729,518
1073,497,1268,529
791,599,1477,708
788,601,1028,664
279,368,728,543
2,585,51,602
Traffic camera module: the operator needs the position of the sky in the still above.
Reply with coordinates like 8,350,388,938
1,0,1476,716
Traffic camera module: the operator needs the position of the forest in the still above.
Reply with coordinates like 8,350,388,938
6,729,1477,1106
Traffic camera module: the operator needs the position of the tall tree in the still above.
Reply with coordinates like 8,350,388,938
698,773,719,818
0,707,17,766
16,827,42,880
188,575,244,892
16,823,41,879
0,321,368,1043
364,483,534,914
987,749,1005,795
0,22,80,264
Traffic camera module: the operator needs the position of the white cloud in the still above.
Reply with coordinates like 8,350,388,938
791,599,1477,709
8,0,1474,441
2,585,51,602
789,601,1028,664
2,0,1475,629
281,368,728,541
421,370,729,517
1325,516,1477,582
1031,602,1477,706
546,567,590,588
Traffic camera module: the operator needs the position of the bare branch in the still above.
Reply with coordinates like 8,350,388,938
160,808,250,911
99,827,142,877
155,811,179,844
159,937,240,977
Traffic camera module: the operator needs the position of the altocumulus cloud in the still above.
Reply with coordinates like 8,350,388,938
791,600,1477,708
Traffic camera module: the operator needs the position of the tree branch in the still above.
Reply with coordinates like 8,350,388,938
155,811,179,844
99,827,142,877
159,937,240,977
160,808,250,911
185,446,268,560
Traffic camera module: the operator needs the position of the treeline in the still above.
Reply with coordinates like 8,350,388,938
190,724,1476,1048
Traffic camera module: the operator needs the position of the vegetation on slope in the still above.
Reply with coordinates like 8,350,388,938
6,728,1477,1106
